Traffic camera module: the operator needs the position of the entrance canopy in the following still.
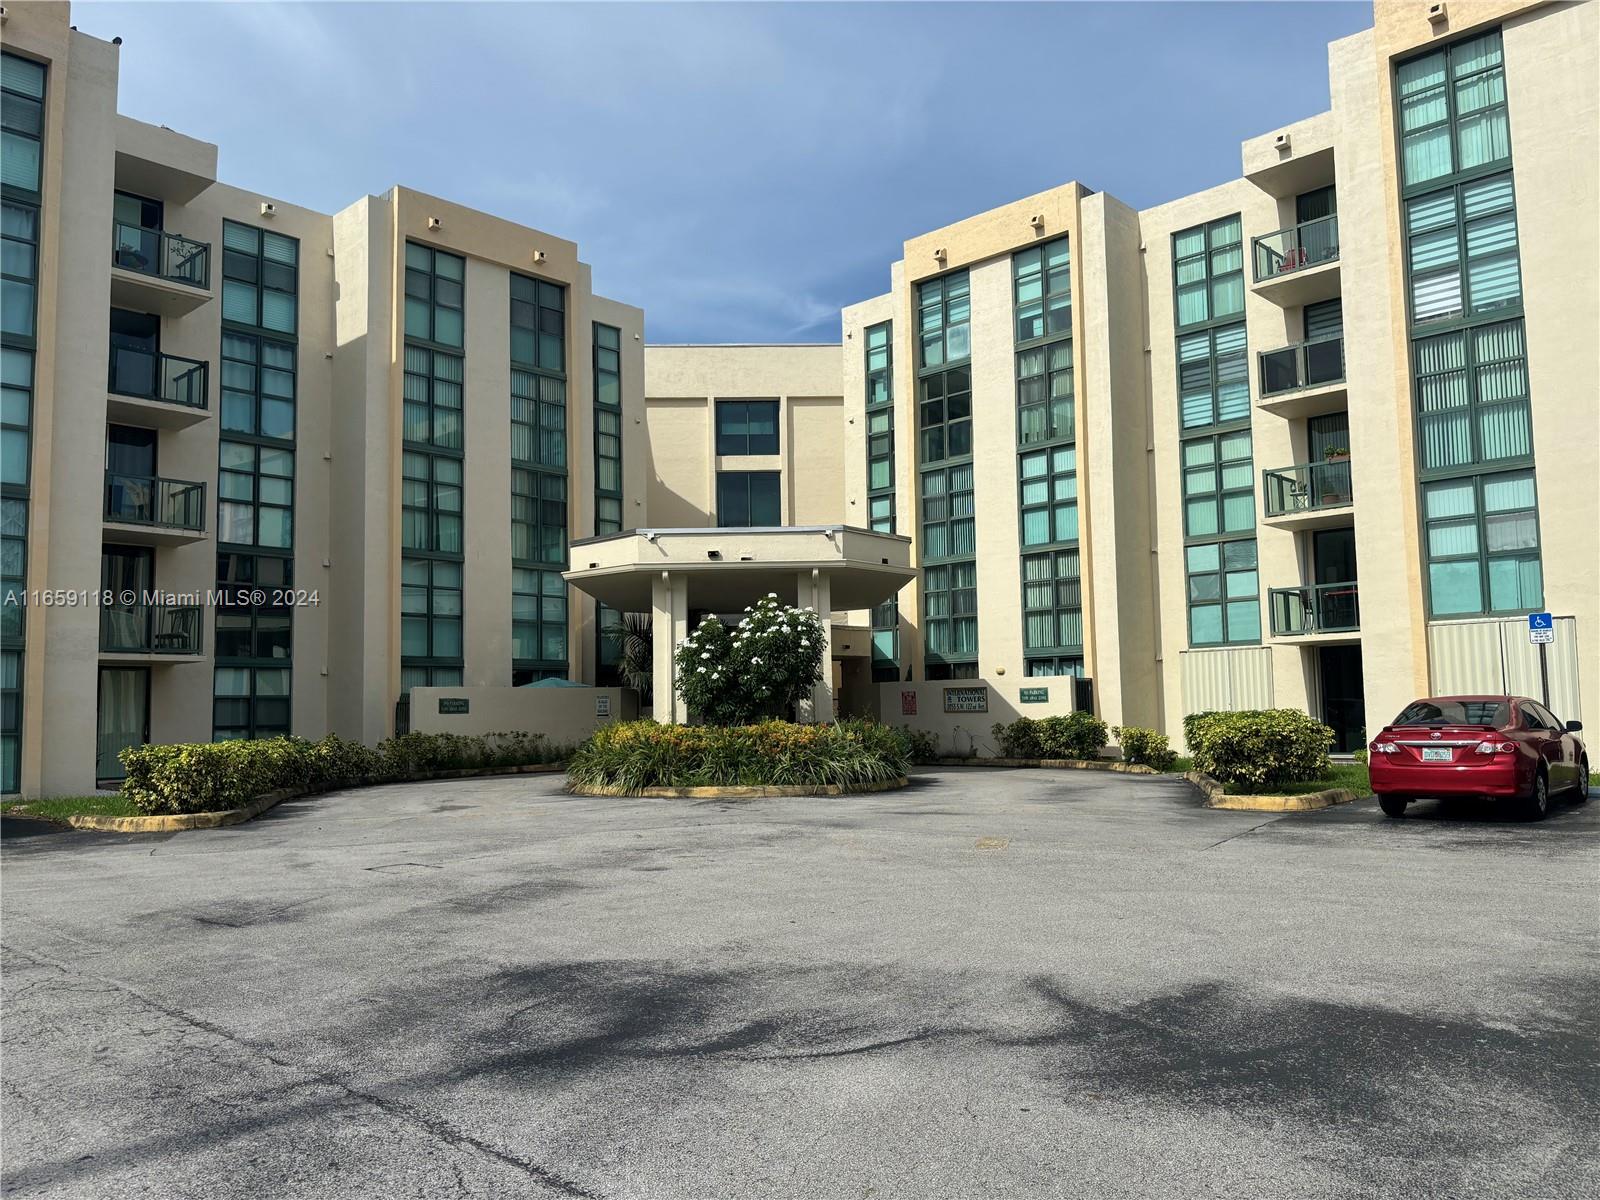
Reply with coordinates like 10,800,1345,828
563,526,915,613
563,526,916,723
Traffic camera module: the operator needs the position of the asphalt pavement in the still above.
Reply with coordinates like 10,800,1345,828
3,767,1596,1199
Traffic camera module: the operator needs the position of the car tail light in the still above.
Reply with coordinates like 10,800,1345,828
1474,740,1516,755
1371,741,1399,755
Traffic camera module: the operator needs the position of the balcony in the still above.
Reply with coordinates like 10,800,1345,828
107,344,210,430
103,472,208,546
1257,335,1347,418
1250,215,1340,307
1262,458,1354,529
109,223,212,316
99,603,204,663
1269,582,1360,642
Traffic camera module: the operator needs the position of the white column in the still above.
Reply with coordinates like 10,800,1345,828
651,571,688,724
796,569,834,722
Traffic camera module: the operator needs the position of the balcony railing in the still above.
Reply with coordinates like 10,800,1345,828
1269,582,1360,636
1262,458,1353,517
100,603,203,655
104,472,207,532
1259,335,1345,398
108,344,209,410
1252,214,1339,282
112,223,211,289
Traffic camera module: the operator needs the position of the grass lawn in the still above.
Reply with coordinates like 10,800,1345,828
1221,763,1373,797
1,794,141,821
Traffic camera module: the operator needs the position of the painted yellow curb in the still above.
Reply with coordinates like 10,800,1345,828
1185,770,1358,812
568,775,910,799
63,763,567,834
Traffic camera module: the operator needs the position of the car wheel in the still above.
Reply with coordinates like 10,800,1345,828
1576,760,1590,804
1522,769,1550,821
1378,795,1409,818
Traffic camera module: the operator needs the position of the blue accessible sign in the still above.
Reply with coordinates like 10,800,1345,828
1528,612,1554,645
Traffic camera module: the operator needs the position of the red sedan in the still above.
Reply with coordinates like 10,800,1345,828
1369,695,1590,820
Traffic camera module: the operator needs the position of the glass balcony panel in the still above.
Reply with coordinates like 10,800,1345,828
103,473,207,531
1261,458,1354,517
1258,335,1345,399
1269,582,1361,635
100,603,203,654
108,345,209,409
111,223,211,289
1252,214,1340,282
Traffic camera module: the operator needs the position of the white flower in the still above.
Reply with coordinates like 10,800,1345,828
752,656,762,665
744,606,752,613
804,606,814,613
767,592,778,599
701,652,711,660
800,639,810,648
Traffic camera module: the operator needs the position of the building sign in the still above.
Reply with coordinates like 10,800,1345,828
1528,612,1554,644
901,690,918,716
595,694,611,717
943,686,989,713
438,698,469,715
1019,687,1049,704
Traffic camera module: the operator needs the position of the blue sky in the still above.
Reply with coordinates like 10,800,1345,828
78,1,1372,344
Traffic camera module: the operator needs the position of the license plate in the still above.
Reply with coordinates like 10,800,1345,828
1421,747,1453,763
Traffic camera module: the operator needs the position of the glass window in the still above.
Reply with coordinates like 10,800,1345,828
917,270,970,368
1177,323,1249,429
1022,548,1081,653
920,464,975,561
1186,538,1259,646
222,221,298,335
870,598,899,683
1172,216,1243,329
217,441,294,549
1013,237,1071,344
1423,469,1541,616
401,451,463,554
716,471,781,527
401,556,464,669
1398,30,1508,190
513,566,567,670
923,560,977,666
404,242,465,349
220,333,295,441
511,467,566,566
1018,445,1077,547
1405,172,1520,325
1414,317,1530,472
593,323,623,534
403,345,465,452
715,399,779,456
864,321,895,534
918,365,971,464
1182,430,1254,538
510,273,564,372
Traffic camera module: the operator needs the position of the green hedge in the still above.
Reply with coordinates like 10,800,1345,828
119,731,565,816
1183,709,1334,791
1112,726,1177,772
565,720,909,793
989,712,1109,761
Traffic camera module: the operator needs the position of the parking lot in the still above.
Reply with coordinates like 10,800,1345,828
3,767,1596,1200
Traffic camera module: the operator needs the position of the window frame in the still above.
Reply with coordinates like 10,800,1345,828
403,242,465,350
714,399,780,457
593,323,623,535
221,220,299,338
715,470,781,527
1421,468,1542,618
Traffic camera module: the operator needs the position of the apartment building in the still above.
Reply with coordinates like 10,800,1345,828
3,0,1595,797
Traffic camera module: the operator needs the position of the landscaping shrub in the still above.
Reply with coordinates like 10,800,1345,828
1112,726,1177,772
675,595,825,725
990,712,1109,761
1184,709,1334,791
566,720,908,793
119,730,563,815
894,726,940,765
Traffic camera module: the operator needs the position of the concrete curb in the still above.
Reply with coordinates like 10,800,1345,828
568,776,910,799
931,757,1158,774
1184,770,1358,812
63,763,567,833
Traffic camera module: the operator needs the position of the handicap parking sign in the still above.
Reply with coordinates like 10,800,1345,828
1528,612,1554,644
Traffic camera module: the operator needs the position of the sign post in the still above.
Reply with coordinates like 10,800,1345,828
1528,612,1554,709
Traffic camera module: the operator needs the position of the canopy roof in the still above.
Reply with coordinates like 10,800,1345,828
563,526,916,612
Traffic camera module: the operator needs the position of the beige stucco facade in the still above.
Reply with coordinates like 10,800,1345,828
4,0,1596,795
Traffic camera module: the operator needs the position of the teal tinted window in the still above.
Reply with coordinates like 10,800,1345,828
917,270,970,368
594,323,623,534
404,243,464,348
1173,216,1243,329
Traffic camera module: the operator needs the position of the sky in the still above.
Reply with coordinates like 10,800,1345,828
76,1,1374,344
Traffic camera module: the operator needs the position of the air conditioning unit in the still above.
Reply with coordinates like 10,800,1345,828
427,216,442,231
1029,213,1045,230
532,249,547,265
259,201,277,218
1274,132,1292,152
1427,3,1448,26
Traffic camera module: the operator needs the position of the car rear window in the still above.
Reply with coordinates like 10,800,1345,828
1393,700,1509,727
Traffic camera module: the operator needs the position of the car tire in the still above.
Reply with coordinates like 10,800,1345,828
1575,760,1590,803
1522,769,1550,822
1378,795,1409,818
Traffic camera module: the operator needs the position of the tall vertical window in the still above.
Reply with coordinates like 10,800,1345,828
404,243,464,349
221,221,297,334
593,323,623,534
1018,445,1077,547
922,562,977,676
1022,548,1082,662
1173,216,1256,647
1398,28,1539,618
864,321,895,534
1398,30,1509,189
0,52,44,792
216,219,298,738
511,273,567,679
213,553,292,740
1173,216,1244,329
401,244,467,694
870,599,899,684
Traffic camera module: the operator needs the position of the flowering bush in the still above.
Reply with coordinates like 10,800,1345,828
674,594,825,725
